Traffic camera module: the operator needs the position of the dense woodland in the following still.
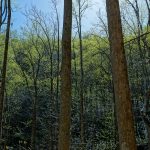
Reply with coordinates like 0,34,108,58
0,0,150,149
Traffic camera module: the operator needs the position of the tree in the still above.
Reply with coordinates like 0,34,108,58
51,0,60,108
58,0,72,149
0,0,8,31
106,0,137,149
73,0,89,147
0,0,11,145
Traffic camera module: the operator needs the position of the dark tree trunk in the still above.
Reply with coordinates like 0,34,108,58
0,0,11,144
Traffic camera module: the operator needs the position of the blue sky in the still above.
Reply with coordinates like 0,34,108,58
12,0,105,32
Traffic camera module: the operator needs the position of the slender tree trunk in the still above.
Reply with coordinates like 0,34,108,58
49,48,54,150
31,96,36,150
0,0,11,144
72,41,78,98
78,2,84,148
56,5,60,106
0,0,7,31
31,79,38,150
130,1,150,145
106,0,137,149
74,0,85,147
58,0,72,149
55,6,60,149
0,0,2,31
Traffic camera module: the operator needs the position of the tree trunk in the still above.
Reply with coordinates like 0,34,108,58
31,96,36,150
106,0,137,149
31,79,38,150
0,0,7,31
78,2,84,148
0,0,2,30
56,3,60,107
58,0,72,149
0,0,11,144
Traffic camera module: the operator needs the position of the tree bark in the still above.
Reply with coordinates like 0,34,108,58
58,0,72,149
106,0,137,149
0,0,11,144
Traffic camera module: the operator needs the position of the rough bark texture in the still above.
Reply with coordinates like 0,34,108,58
106,0,137,150
58,0,72,149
